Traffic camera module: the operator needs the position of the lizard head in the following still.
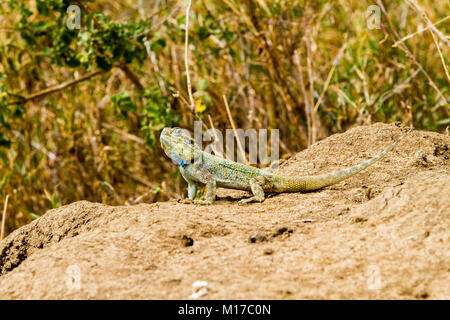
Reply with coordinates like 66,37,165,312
160,127,200,166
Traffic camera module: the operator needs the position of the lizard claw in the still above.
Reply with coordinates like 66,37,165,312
239,196,265,205
238,198,251,205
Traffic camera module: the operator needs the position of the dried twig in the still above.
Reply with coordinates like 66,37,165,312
7,64,145,106
134,4,182,38
305,35,317,144
118,168,153,188
120,64,144,90
427,30,449,83
8,69,105,105
392,15,450,48
102,123,146,145
378,69,421,105
407,0,449,46
185,0,195,113
376,0,446,105
406,0,449,83
313,41,347,112
293,50,312,147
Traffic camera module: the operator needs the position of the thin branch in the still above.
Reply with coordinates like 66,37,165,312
102,123,146,145
293,50,312,147
378,69,421,105
429,26,450,84
185,0,195,113
118,168,153,188
406,0,449,83
392,15,450,48
407,0,449,47
376,0,446,105
134,4,182,38
305,35,317,144
8,69,104,105
120,64,144,90
0,28,18,33
7,64,144,105
313,41,347,112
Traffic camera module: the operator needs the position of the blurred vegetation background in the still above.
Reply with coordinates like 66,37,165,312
0,0,448,237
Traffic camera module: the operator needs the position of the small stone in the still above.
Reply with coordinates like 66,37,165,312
264,248,274,255
189,281,209,299
273,227,293,238
181,235,194,247
416,292,429,299
365,187,373,200
248,232,268,243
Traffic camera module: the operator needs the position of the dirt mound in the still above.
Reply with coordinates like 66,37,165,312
0,123,448,299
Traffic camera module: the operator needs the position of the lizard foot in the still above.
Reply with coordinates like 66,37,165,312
239,177,267,205
194,199,214,205
238,197,264,205
179,199,194,204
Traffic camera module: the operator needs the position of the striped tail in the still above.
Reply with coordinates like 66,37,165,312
282,129,412,192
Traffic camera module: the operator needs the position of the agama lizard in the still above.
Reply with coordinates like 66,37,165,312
160,127,411,205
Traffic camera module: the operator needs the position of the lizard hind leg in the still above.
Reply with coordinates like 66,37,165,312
239,176,269,205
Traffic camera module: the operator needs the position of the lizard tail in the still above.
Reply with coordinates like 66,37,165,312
281,129,412,192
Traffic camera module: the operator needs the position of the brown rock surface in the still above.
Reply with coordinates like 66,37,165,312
0,123,448,299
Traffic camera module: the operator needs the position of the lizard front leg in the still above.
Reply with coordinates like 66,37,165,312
187,183,197,200
239,176,271,205
181,163,217,205
180,166,197,201
194,168,216,205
